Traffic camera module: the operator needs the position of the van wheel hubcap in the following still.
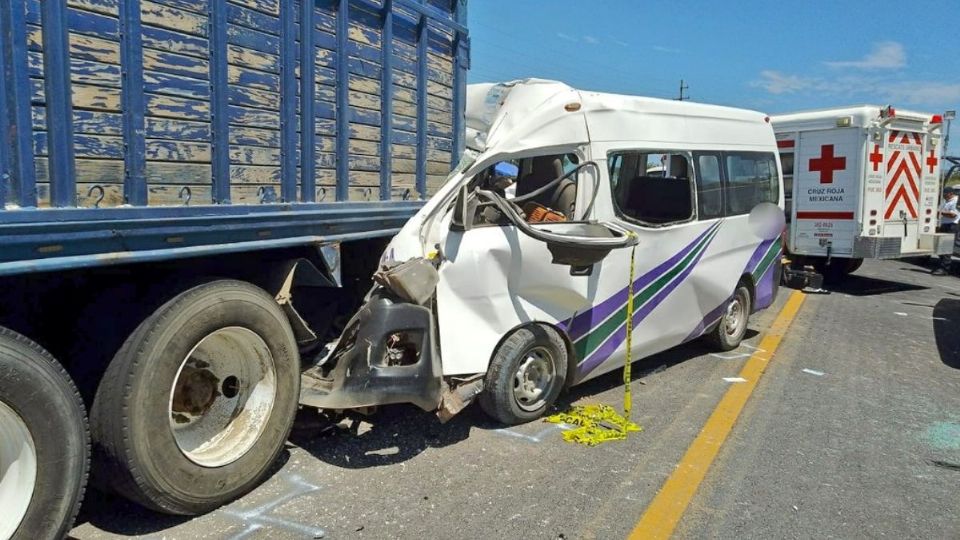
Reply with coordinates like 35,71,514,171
0,400,37,540
725,290,747,337
513,347,555,412
169,327,277,468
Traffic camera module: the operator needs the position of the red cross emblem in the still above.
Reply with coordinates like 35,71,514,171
926,150,938,174
809,144,846,183
868,144,883,172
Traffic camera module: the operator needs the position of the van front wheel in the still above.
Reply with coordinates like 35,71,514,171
707,284,751,351
480,325,567,425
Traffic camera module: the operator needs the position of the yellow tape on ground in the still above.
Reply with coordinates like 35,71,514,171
545,234,641,446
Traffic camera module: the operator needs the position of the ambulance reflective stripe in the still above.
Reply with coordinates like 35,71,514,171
561,221,722,376
809,144,846,183
884,130,923,219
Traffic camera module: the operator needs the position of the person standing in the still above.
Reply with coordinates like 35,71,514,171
932,186,959,275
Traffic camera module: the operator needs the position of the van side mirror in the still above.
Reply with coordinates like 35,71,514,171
450,184,476,231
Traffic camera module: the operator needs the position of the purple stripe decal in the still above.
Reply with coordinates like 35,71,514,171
577,227,720,376
683,237,782,343
560,222,721,342
746,236,775,273
683,299,729,343
753,255,778,310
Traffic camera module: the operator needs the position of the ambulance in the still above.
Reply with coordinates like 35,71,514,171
300,80,786,425
772,106,952,282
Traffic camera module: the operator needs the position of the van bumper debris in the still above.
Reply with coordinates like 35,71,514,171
299,292,442,412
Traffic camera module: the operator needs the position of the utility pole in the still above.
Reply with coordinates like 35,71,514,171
676,79,689,101
944,110,955,161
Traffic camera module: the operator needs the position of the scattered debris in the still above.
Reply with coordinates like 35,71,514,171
894,312,908,317
801,368,825,376
723,377,747,383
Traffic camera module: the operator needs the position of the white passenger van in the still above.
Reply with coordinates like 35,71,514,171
301,80,785,424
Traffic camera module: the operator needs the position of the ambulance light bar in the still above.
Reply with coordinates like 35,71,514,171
931,114,943,124
880,105,896,119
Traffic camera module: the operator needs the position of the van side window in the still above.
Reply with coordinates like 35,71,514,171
609,151,694,226
724,152,779,216
695,153,723,220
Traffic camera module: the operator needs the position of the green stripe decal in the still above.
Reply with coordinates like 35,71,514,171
573,226,720,362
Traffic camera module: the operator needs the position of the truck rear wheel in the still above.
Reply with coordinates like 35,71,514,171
0,327,88,540
90,280,300,515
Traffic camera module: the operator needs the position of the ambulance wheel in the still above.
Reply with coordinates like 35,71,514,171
815,258,859,284
480,325,568,425
0,327,89,540
90,280,300,515
707,283,751,351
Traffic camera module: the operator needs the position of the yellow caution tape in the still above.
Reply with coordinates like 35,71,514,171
545,233,642,446
545,403,641,446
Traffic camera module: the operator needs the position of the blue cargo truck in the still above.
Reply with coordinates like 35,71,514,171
0,0,468,537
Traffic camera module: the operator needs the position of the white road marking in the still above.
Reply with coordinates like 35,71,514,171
722,377,747,383
494,423,573,443
711,352,751,360
801,368,825,376
222,474,326,540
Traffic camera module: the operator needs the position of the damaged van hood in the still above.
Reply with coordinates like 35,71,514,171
463,79,590,169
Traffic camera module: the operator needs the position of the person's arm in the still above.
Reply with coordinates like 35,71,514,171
940,200,958,218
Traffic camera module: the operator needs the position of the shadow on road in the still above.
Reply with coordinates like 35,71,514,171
933,299,960,370
289,403,475,469
74,448,292,536
831,274,929,296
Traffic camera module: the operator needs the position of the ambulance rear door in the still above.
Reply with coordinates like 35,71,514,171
880,128,933,253
792,129,862,257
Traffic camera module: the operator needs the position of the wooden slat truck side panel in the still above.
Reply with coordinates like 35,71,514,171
8,0,465,209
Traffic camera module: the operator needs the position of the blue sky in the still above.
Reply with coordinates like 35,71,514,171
466,0,960,152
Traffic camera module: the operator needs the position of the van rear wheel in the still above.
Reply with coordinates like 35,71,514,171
707,284,751,351
90,280,300,515
479,325,568,425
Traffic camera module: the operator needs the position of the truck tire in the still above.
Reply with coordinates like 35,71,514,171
90,280,300,515
479,324,568,425
706,283,751,351
0,327,88,540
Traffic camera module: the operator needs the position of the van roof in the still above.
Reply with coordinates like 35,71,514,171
466,79,774,156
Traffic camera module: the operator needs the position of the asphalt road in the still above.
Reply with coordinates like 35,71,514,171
70,258,960,539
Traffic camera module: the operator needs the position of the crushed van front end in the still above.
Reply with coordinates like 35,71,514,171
299,291,442,412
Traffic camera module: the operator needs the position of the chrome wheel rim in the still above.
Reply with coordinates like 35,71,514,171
513,346,556,412
169,327,277,468
724,290,747,338
0,400,37,540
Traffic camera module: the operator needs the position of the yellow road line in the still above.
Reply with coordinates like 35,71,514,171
627,290,807,540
